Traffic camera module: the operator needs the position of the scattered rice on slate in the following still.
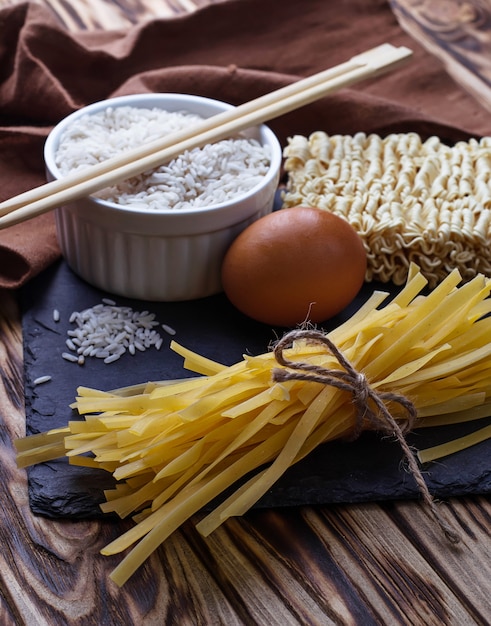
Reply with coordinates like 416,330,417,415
54,106,271,211
62,300,168,365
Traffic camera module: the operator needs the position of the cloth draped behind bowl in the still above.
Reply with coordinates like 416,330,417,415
1,0,490,290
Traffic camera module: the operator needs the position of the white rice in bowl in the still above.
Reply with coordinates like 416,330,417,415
54,106,272,211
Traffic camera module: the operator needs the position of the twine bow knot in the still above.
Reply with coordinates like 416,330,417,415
272,329,460,544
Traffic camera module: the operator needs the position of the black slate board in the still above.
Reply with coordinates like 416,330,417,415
20,259,491,520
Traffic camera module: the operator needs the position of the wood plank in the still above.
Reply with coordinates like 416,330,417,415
0,1,490,621
304,500,491,625
390,0,491,112
2,285,489,624
389,496,491,622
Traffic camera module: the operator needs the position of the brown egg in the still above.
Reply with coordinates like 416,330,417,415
221,206,367,326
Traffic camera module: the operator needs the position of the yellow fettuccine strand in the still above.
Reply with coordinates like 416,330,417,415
14,264,491,586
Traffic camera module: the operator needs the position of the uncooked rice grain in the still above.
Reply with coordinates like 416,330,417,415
63,300,168,365
33,375,52,385
55,106,271,211
162,324,176,336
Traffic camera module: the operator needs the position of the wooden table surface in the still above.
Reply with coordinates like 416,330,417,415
1,1,491,624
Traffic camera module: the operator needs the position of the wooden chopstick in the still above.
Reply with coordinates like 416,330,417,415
0,43,412,230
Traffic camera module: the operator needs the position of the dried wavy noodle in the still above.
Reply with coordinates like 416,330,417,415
282,132,491,287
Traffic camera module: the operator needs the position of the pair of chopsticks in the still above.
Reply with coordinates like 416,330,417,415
0,43,412,230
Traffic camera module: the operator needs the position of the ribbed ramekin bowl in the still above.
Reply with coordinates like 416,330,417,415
44,93,282,301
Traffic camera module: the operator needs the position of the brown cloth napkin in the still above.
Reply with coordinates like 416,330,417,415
1,0,490,290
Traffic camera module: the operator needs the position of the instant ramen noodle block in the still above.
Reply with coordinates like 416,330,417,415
282,132,491,287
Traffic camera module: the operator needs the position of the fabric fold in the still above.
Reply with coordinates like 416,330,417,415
0,0,490,290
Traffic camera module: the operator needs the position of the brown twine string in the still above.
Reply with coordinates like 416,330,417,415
272,329,461,545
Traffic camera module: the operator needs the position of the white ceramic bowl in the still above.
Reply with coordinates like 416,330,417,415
44,93,282,301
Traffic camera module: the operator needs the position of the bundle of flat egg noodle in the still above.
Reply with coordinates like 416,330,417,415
15,264,491,586
282,132,491,287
